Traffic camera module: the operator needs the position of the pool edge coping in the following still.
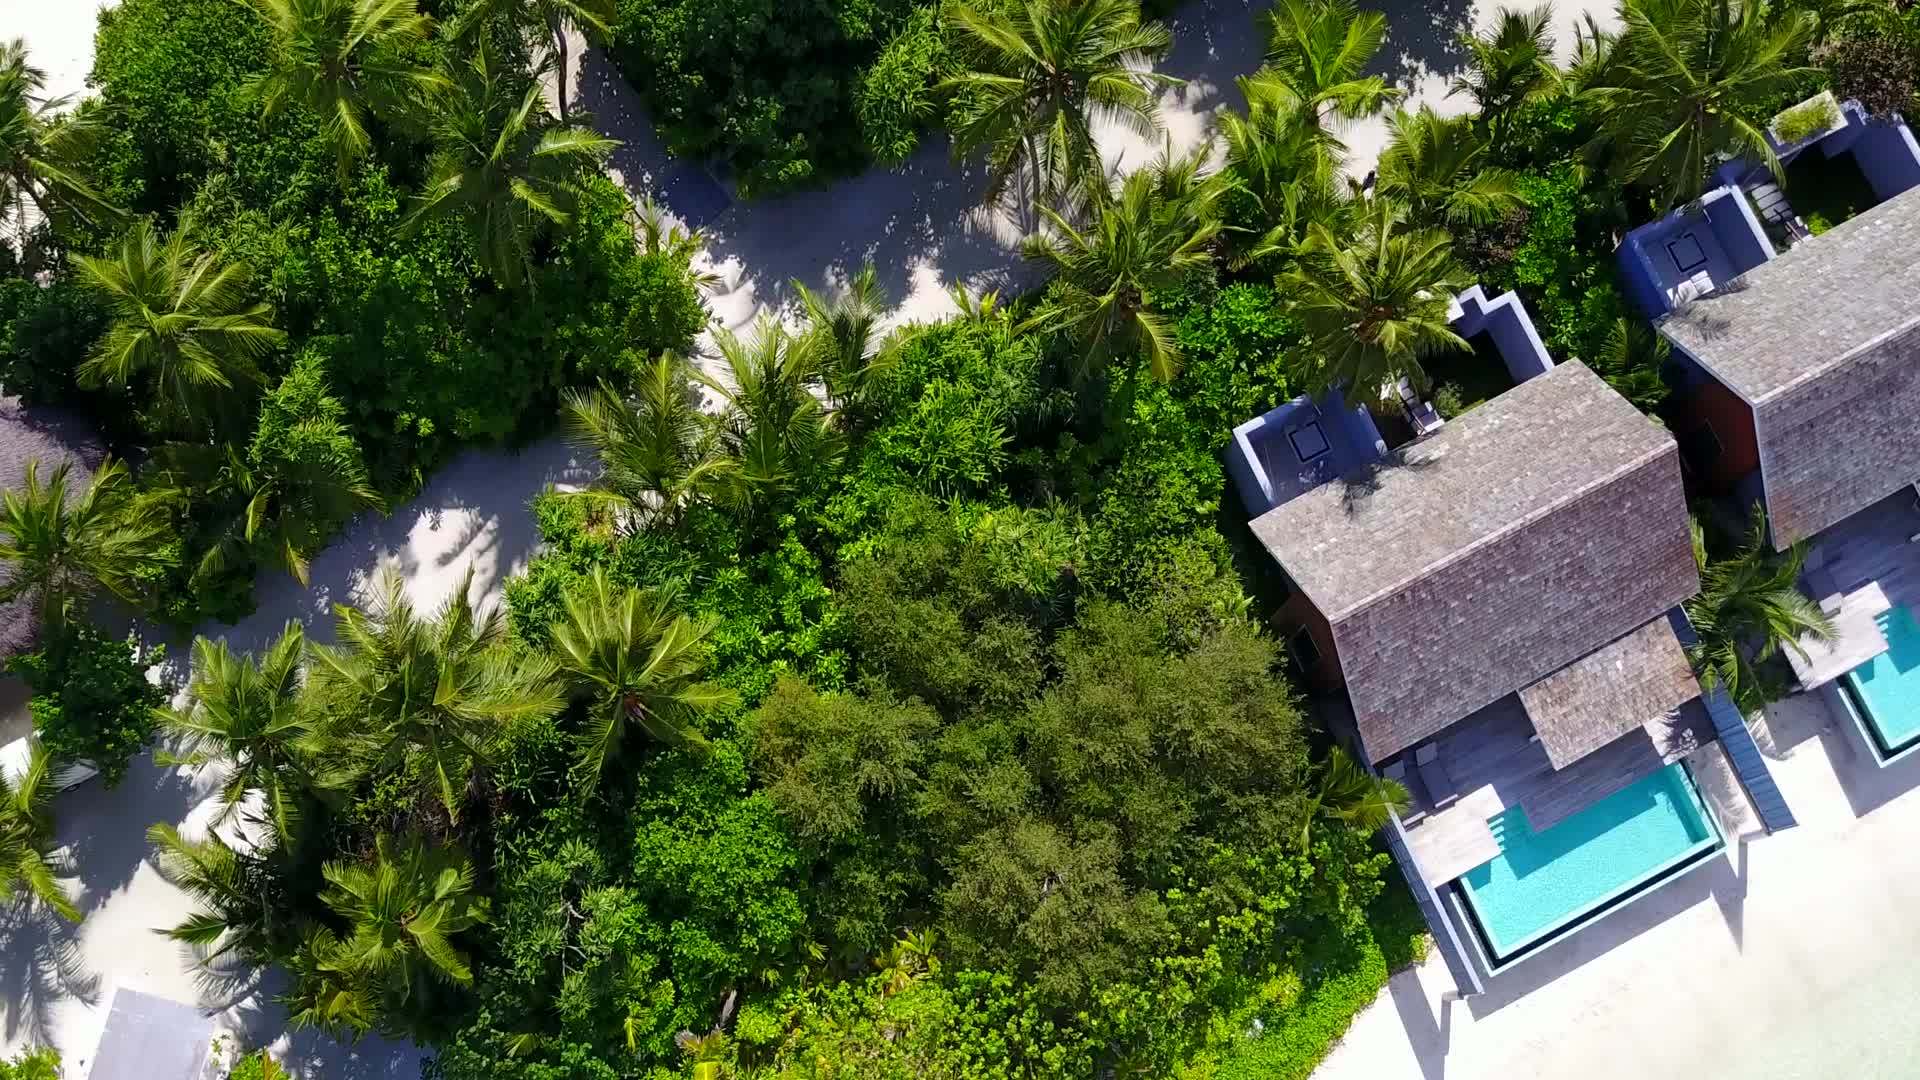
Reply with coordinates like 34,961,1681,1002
1836,669,1920,767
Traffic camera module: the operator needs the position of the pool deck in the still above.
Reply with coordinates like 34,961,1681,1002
1792,491,1920,688
1396,696,1716,886
1313,687,1920,1080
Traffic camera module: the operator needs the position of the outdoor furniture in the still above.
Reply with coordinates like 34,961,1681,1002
1395,377,1444,437
1415,743,1458,810
1667,269,1715,306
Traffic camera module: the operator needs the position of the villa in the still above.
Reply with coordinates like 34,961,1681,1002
1619,94,1920,320
1232,351,1797,990
1654,184,1920,766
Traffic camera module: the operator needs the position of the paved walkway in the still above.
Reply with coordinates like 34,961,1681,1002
1313,688,1920,1080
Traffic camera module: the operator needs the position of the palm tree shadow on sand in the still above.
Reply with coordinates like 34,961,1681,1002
0,901,101,1050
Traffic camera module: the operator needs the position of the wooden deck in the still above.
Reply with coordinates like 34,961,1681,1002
1394,694,1714,887
1793,492,1920,687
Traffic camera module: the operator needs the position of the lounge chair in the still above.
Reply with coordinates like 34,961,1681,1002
1414,743,1458,810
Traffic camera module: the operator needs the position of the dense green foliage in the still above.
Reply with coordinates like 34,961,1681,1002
0,1048,59,1080
7,624,166,787
609,0,919,193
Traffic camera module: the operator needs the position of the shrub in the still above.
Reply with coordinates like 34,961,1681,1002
1818,33,1920,118
7,623,167,787
0,1048,59,1080
1771,95,1840,144
610,0,913,195
0,277,112,410
857,8,949,165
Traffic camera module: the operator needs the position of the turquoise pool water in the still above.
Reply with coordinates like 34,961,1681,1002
1845,605,1920,757
1459,763,1718,960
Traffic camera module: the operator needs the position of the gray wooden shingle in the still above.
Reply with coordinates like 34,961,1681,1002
1519,617,1700,768
1249,363,1700,763
1658,185,1920,546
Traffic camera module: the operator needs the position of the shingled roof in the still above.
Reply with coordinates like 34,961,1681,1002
1518,615,1700,769
1659,185,1920,547
0,395,105,655
1249,362,1700,764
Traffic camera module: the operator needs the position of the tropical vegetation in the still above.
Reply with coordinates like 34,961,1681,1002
0,0,1900,1077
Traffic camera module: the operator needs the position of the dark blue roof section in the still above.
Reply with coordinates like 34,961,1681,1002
86,988,212,1080
1227,389,1387,517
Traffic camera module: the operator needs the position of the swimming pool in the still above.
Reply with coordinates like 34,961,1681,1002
1457,763,1721,963
1843,605,1920,761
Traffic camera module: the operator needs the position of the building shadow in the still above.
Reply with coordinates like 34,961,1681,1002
55,751,200,911
1820,706,1920,818
1387,969,1451,1080
1465,851,1744,1015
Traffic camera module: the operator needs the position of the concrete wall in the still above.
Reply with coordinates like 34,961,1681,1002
1849,117,1920,202
1227,392,1386,518
1672,364,1761,492
1451,285,1554,383
1705,188,1774,276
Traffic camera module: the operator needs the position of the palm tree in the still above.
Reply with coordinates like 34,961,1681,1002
548,568,736,789
1284,198,1471,405
71,219,284,435
1219,101,1350,263
561,357,737,529
1586,0,1816,209
795,263,896,406
1243,0,1401,132
406,46,616,287
632,194,721,291
161,624,338,844
287,834,487,1035
1021,144,1224,382
697,321,844,516
1686,507,1834,714
0,740,80,921
1589,316,1671,413
1449,6,1560,141
0,39,121,245
1298,744,1408,851
939,0,1179,208
447,0,616,119
0,457,170,634
243,0,446,172
307,568,564,823
159,436,381,590
148,822,295,965
1375,105,1524,228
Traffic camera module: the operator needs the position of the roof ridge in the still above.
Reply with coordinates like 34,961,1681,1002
1327,440,1675,621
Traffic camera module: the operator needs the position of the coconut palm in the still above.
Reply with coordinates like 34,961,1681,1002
161,624,340,844
71,219,284,436
1449,6,1561,140
0,457,170,633
1375,105,1524,228
1686,506,1834,714
562,357,737,529
632,194,721,291
1298,744,1408,851
795,262,896,406
698,321,844,515
939,0,1179,208
0,39,120,245
148,822,296,965
1243,0,1401,131
1021,145,1225,382
1586,0,1816,209
287,834,487,1035
1219,101,1351,263
0,740,80,921
1589,316,1671,413
307,568,564,823
447,0,616,118
1285,198,1471,405
406,45,617,287
158,436,381,590
243,0,446,172
548,568,736,789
